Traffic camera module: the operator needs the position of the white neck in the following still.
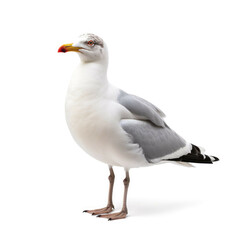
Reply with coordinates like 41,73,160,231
68,60,109,98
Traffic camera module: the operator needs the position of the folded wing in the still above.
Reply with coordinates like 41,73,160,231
117,90,190,163
117,90,165,127
120,119,188,162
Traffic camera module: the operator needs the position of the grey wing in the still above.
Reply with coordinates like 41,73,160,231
121,119,187,163
118,90,166,127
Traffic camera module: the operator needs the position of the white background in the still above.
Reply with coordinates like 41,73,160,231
0,0,240,239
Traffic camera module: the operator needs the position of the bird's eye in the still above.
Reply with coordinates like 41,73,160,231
87,40,94,46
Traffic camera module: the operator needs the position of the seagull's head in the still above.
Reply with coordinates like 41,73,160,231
58,33,107,63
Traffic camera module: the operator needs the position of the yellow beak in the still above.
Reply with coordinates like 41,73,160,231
58,43,81,53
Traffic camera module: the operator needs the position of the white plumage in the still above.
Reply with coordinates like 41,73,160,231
58,33,218,220
65,68,149,169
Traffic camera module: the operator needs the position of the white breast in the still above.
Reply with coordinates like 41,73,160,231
65,85,119,165
65,63,148,169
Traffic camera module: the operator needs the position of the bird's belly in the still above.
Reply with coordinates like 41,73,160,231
65,98,122,166
65,97,148,168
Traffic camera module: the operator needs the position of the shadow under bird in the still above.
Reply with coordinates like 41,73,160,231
58,33,219,221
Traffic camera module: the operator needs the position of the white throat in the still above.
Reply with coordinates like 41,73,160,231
67,60,109,98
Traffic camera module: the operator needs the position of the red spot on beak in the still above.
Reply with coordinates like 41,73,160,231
58,45,67,53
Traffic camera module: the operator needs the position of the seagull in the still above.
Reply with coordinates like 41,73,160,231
58,33,219,220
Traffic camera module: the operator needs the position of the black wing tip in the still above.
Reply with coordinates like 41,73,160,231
191,144,219,163
211,156,219,162
191,144,201,154
180,155,213,164
167,153,219,164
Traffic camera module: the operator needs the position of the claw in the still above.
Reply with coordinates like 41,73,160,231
96,210,127,220
82,205,114,215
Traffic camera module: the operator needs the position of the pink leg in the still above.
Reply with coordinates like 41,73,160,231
98,170,130,220
83,166,115,215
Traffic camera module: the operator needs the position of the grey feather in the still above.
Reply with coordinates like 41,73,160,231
121,119,186,163
118,90,165,127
